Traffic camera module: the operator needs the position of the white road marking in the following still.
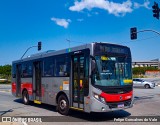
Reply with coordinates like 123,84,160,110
22,121,28,125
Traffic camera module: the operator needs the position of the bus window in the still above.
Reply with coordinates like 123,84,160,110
21,62,32,77
12,64,16,78
55,55,70,77
43,57,54,76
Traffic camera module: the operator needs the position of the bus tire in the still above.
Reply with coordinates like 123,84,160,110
22,90,29,105
57,94,69,115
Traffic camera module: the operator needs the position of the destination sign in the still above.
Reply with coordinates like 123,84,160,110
94,43,130,55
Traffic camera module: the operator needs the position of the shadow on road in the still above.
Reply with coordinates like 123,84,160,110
134,96,153,100
13,98,131,122
133,87,154,89
0,109,13,116
14,98,57,112
68,110,131,122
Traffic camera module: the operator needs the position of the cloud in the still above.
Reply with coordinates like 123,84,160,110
134,0,150,9
69,0,151,16
51,17,71,28
77,18,84,22
94,12,99,15
69,0,133,16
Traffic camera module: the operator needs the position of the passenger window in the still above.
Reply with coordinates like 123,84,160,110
43,58,54,76
55,55,70,77
22,62,32,77
12,64,16,78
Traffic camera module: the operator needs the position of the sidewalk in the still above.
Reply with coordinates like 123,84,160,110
0,84,11,93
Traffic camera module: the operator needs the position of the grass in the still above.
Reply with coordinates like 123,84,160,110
132,75,147,78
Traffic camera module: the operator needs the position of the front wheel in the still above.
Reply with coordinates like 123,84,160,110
22,90,30,105
145,84,150,89
57,95,69,115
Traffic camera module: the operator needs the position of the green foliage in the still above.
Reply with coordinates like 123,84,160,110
132,67,159,75
0,65,12,83
0,65,11,76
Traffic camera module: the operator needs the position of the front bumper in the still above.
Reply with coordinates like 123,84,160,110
150,83,155,88
90,96,133,112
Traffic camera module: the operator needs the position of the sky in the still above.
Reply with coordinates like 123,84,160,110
0,0,160,65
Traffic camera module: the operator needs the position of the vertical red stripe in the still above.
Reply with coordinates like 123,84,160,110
12,82,16,93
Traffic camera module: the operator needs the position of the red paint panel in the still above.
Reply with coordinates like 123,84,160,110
100,91,133,102
12,82,16,93
21,83,33,95
41,86,44,97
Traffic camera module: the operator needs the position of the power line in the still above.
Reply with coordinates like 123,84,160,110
66,39,87,48
119,35,160,45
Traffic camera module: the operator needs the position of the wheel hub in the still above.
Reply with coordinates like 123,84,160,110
60,100,67,110
23,93,27,103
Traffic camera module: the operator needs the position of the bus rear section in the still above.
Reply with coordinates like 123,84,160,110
11,42,133,115
12,61,42,105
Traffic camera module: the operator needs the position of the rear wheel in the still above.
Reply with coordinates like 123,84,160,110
145,84,150,89
22,90,29,105
57,94,69,115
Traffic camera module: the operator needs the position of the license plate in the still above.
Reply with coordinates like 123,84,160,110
118,103,124,108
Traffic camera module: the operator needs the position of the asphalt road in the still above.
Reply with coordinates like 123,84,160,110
0,84,160,125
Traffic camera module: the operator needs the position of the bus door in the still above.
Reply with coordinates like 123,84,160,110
33,61,42,101
71,54,85,110
16,64,21,97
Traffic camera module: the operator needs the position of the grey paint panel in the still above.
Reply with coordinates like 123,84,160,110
21,78,32,83
73,103,78,107
41,77,69,105
12,78,16,83
80,104,84,109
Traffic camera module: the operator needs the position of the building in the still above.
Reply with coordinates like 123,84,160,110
132,59,160,69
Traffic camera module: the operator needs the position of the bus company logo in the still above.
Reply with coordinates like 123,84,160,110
120,96,123,100
2,117,11,122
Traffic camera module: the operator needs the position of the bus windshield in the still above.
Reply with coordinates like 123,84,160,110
93,55,132,86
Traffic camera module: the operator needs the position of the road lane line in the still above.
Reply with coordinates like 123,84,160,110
22,121,28,125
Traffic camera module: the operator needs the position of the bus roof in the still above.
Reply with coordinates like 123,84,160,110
12,42,129,63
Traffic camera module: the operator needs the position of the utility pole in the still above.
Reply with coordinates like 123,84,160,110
130,27,160,40
21,42,42,59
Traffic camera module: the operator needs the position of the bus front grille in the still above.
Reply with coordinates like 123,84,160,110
107,99,131,109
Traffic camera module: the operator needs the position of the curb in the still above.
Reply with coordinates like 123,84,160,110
0,90,11,93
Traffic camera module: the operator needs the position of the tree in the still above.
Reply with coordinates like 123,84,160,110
0,65,12,82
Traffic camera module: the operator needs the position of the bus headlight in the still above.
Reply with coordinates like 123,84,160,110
93,93,106,104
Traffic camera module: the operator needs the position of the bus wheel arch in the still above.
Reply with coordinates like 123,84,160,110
56,92,70,115
22,89,30,105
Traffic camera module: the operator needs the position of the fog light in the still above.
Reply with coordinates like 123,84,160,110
101,107,105,111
